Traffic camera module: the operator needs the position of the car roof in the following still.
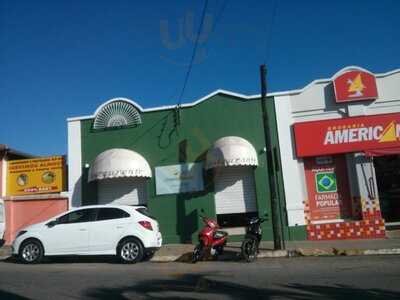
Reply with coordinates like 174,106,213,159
70,204,146,211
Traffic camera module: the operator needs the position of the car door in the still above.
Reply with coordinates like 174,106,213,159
42,208,97,255
89,207,131,253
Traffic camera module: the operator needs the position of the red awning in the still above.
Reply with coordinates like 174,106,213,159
364,147,400,157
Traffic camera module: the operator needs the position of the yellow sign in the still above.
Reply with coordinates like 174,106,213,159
7,156,66,196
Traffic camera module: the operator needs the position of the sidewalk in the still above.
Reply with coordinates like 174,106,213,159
152,238,400,262
2,238,400,262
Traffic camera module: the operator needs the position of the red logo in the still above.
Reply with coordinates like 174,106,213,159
333,70,378,103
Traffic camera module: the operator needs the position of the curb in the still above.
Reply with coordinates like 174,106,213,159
2,247,400,262
363,248,400,255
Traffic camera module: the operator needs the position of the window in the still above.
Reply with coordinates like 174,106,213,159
58,209,97,224
93,100,142,130
136,207,155,220
217,212,258,228
96,208,130,221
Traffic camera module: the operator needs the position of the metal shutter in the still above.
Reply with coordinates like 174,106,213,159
97,178,148,206
214,166,257,214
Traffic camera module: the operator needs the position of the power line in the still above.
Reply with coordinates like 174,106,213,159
177,0,209,106
265,0,279,64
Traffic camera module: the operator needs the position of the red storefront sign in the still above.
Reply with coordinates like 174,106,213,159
333,70,378,103
293,113,400,157
304,155,352,221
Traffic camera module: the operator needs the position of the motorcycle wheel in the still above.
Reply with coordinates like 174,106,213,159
192,245,204,263
241,238,258,263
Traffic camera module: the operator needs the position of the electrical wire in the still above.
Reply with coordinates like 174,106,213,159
176,0,209,106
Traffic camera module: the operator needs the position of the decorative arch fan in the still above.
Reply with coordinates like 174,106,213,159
93,100,142,129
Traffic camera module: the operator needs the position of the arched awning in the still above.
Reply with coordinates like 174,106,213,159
88,148,152,182
205,136,258,170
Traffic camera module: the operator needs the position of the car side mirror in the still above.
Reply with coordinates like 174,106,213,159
46,220,58,228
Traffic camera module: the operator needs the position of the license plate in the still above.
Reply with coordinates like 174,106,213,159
157,232,162,246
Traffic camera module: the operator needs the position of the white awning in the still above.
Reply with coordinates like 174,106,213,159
88,148,152,182
205,136,258,170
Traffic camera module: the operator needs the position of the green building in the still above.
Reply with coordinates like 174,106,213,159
67,90,305,243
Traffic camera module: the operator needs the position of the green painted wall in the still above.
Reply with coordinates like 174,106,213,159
79,93,306,243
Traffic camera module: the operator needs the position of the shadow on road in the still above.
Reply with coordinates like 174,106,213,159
1,255,121,264
84,273,400,300
0,289,31,300
175,249,242,263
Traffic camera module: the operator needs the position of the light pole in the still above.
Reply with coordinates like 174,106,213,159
260,64,285,250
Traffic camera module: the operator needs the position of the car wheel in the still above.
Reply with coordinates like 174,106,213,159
143,251,155,261
192,244,204,263
241,238,257,263
19,239,44,264
118,237,144,264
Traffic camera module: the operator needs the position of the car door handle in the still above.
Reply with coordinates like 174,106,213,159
79,228,87,231
116,226,123,229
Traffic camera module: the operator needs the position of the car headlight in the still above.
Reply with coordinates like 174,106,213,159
16,230,27,238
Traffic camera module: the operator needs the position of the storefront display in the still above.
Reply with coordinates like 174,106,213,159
275,66,400,240
304,155,351,222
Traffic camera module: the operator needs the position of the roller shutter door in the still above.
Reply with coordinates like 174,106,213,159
97,178,148,206
214,166,257,214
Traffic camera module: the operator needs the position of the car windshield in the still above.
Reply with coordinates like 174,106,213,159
136,207,155,220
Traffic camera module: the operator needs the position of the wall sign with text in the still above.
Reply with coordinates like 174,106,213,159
304,155,352,222
293,112,400,157
155,163,204,195
7,156,66,196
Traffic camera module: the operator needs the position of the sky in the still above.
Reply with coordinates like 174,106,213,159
1,0,399,156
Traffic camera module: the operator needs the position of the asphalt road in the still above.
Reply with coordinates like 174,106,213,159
0,255,399,300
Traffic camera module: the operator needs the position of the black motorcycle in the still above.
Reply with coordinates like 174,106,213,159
241,215,267,262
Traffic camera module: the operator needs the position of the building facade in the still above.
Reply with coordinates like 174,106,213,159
67,91,300,243
274,66,400,240
0,145,32,241
68,66,399,243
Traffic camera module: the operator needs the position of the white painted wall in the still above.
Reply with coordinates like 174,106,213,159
275,95,307,226
67,120,82,208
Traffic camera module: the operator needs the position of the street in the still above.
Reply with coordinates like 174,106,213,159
0,255,399,300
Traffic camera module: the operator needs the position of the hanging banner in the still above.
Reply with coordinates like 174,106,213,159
304,155,352,221
333,70,378,103
7,156,66,196
293,112,400,157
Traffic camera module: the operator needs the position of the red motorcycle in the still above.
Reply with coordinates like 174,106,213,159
192,213,228,263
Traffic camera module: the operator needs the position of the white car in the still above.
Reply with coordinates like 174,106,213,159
12,205,162,264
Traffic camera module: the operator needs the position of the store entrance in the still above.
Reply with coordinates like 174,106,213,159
374,155,400,224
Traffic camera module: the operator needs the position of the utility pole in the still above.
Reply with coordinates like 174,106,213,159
260,64,285,250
